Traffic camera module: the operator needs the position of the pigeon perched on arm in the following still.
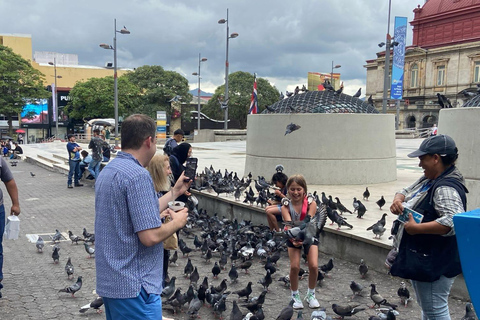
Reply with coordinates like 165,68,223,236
58,276,83,297
79,296,103,314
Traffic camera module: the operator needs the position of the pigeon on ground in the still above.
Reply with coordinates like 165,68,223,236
285,123,301,135
276,299,294,320
36,236,44,253
278,275,290,288
358,259,369,279
352,198,359,213
30,172,36,177
356,201,367,219
367,213,387,239
79,296,104,313
212,261,221,279
397,281,412,307
363,187,370,200
376,196,386,209
240,260,253,274
68,230,84,244
187,294,202,319
230,300,244,320
335,197,353,214
189,267,200,287
184,258,194,278
82,228,93,239
332,303,366,319
52,229,62,243
229,264,239,283
65,257,74,279
84,243,95,258
370,284,398,309
350,281,364,299
258,270,272,292
233,281,252,300
161,276,176,299
320,258,334,276
58,276,83,297
212,279,228,294
169,250,178,266
243,290,267,313
52,246,60,264
462,302,476,320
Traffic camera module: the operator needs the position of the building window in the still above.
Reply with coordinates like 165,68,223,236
475,61,480,83
436,65,446,86
410,63,418,88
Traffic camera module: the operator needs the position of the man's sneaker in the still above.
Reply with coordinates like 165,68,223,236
75,183,84,187
292,293,304,309
68,184,73,189
305,292,320,308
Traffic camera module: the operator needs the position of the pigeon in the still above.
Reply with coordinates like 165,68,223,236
397,281,412,307
212,262,221,279
368,94,374,105
370,284,398,309
275,299,294,320
266,104,276,112
79,296,104,314
334,82,344,95
229,264,239,283
257,269,272,292
30,171,35,177
335,197,353,214
350,281,365,299
240,260,253,274
352,197,359,213
363,187,370,200
187,294,202,319
437,93,453,108
356,200,367,219
320,258,334,276
358,259,369,279
460,89,476,98
202,248,213,263
82,228,93,239
367,213,387,239
333,210,353,230
52,246,60,264
65,257,74,279
376,196,386,210
68,230,84,244
332,303,366,319
285,123,301,135
213,295,228,318
161,276,176,299
353,88,362,98
212,279,228,294
462,302,476,320
184,258,194,278
52,229,62,242
278,275,290,288
169,250,178,265
233,281,252,300
243,290,267,313
58,276,83,297
190,267,200,287
84,243,95,258
36,236,44,253
230,300,244,320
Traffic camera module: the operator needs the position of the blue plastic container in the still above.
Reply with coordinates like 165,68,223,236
453,208,480,311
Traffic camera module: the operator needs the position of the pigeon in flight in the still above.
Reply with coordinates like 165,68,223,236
285,123,301,135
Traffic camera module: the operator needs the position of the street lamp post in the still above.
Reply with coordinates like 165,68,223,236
381,0,392,114
192,54,207,131
331,61,341,89
48,58,61,138
100,18,130,148
218,8,238,130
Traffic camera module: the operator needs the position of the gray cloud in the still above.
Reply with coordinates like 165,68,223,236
1,0,422,96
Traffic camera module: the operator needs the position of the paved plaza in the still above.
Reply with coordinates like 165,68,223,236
0,139,474,319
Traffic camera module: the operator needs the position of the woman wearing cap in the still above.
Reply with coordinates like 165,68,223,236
389,134,468,320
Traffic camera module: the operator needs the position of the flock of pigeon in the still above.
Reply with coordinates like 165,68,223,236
34,228,103,314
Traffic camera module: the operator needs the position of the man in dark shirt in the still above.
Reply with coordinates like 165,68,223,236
88,129,108,180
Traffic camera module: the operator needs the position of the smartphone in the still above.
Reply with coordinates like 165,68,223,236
398,207,424,224
184,157,198,181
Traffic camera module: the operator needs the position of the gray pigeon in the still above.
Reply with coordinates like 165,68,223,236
285,123,301,135
187,294,202,319
356,201,367,218
161,276,176,299
65,257,74,279
230,300,244,320
79,296,103,314
353,87,362,98
68,230,84,244
52,246,60,264
58,276,83,297
36,236,44,253
332,303,366,319
276,299,294,320
397,281,412,307
52,229,62,243
84,242,95,258
350,281,364,299
358,259,369,278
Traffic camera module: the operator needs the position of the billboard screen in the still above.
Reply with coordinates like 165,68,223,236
21,99,49,124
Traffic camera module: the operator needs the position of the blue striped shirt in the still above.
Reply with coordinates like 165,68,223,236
95,152,163,298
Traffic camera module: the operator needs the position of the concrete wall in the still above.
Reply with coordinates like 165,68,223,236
194,130,247,143
439,108,480,211
245,114,397,185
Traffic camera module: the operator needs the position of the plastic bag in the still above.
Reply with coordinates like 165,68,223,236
4,215,20,240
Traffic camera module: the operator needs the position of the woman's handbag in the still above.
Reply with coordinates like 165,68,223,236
162,216,178,250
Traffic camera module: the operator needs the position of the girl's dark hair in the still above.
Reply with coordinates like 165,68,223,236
439,147,458,166
271,172,288,186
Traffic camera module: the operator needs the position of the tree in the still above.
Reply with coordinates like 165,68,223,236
202,71,280,128
0,45,49,133
65,76,141,119
125,65,192,119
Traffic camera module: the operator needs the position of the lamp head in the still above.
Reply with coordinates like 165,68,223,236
218,19,226,24
99,43,112,50
230,32,239,38
378,42,385,47
119,27,130,34
200,58,208,62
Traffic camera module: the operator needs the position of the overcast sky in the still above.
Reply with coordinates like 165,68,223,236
1,0,424,97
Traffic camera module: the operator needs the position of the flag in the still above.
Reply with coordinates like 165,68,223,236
248,74,258,114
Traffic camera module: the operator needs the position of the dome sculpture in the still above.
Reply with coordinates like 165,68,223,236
461,94,480,108
262,90,379,114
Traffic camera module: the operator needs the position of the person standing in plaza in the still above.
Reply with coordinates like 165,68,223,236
88,129,108,180
95,114,190,320
265,167,288,231
0,156,21,298
163,129,184,156
389,134,467,320
281,174,320,310
66,134,83,188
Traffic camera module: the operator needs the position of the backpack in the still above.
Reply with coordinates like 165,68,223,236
163,138,174,156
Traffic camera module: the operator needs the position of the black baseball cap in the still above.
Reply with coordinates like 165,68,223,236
408,134,457,158
67,134,75,139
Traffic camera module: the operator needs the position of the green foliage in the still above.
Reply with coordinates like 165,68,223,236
125,65,192,118
65,76,141,119
202,71,279,128
0,45,49,133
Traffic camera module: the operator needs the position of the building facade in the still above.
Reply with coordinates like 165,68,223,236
365,0,480,129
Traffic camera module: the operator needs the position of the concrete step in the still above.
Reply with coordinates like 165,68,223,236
37,154,62,165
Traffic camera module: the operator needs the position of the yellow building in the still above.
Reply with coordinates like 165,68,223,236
0,33,130,142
